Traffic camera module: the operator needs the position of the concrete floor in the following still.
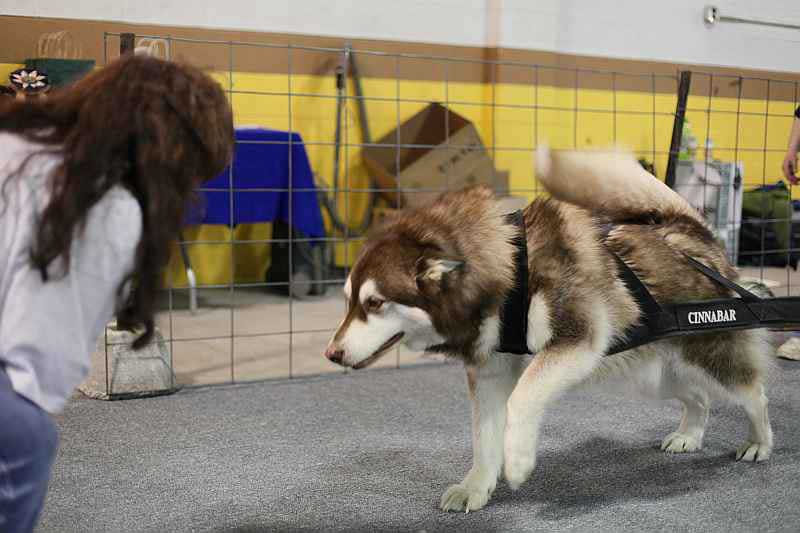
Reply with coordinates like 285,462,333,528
40,359,800,533
739,265,800,297
92,265,800,389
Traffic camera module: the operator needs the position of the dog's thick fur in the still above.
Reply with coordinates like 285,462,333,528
325,146,773,513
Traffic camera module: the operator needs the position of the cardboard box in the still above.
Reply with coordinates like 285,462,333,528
362,103,506,208
371,194,527,233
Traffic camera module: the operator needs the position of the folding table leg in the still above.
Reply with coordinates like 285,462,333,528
312,245,324,295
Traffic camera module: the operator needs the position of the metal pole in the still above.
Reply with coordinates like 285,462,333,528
332,47,347,203
665,71,692,189
704,6,800,31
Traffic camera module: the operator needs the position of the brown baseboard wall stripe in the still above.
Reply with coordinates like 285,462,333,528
2,15,799,102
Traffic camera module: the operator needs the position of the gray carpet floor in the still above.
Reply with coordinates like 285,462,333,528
38,358,800,533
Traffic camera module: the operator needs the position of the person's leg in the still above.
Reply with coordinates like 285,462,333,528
0,367,59,533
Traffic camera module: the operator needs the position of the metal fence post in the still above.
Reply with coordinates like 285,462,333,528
665,70,692,188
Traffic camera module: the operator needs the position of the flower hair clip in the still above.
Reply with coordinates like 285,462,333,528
9,68,51,95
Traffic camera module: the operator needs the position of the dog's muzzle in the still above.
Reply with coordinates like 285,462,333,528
324,345,345,365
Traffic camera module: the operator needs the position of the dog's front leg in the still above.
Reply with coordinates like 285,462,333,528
504,342,601,490
441,354,525,513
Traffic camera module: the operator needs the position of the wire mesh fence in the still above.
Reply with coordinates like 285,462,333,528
98,31,799,393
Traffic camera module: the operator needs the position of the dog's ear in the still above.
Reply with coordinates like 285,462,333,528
416,257,464,282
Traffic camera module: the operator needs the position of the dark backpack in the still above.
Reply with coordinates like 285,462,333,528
737,181,798,269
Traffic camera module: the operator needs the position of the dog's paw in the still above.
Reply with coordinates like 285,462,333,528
736,441,772,462
440,481,493,513
661,432,702,454
503,454,534,491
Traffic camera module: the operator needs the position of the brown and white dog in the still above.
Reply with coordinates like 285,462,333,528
324,146,773,513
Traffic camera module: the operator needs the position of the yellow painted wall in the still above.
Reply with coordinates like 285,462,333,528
164,73,800,288
0,63,19,82
3,63,797,288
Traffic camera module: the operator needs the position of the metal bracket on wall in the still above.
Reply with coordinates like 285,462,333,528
704,5,800,31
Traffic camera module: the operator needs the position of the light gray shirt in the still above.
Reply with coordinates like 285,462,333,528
0,133,142,413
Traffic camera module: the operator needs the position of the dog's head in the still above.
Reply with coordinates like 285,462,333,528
324,241,462,369
324,185,516,369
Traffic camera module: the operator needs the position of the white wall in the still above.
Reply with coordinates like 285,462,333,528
3,0,800,73
540,0,800,73
496,0,561,52
1,0,489,47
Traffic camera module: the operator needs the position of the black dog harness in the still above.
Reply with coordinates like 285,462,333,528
498,210,800,356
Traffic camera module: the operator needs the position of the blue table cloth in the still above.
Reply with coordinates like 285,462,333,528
186,128,325,239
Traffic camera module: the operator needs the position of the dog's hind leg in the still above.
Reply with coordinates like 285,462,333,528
657,355,711,453
660,391,709,453
441,354,526,512
503,342,602,490
733,381,773,462
681,331,773,462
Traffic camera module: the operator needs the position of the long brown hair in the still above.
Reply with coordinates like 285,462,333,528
0,54,234,348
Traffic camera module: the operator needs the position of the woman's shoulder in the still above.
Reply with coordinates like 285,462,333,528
0,131,43,164
74,185,142,279
88,185,143,243
0,131,34,152
0,131,52,159
0,132,59,186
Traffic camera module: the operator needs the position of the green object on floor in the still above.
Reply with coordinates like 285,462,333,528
742,181,793,252
24,58,94,88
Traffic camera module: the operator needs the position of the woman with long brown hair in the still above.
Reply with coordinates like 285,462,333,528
0,53,233,532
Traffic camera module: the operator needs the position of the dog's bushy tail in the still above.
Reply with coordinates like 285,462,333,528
535,145,703,224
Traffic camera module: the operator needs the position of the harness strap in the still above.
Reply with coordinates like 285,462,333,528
496,215,800,358
679,253,761,303
610,253,663,316
606,252,678,355
607,249,768,355
498,211,532,355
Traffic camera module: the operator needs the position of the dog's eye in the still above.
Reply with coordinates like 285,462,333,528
365,297,384,312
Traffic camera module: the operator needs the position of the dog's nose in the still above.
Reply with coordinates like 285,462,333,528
325,345,345,365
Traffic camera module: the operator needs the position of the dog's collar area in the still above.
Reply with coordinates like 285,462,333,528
424,342,456,354
497,210,533,355
420,211,530,358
